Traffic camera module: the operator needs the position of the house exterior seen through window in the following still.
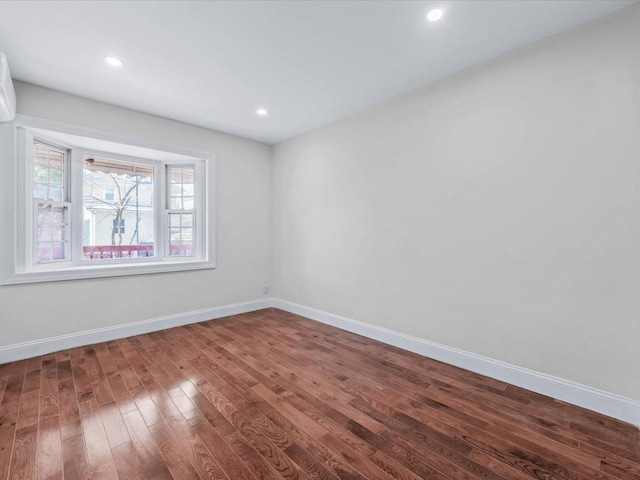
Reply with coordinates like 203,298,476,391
82,156,156,260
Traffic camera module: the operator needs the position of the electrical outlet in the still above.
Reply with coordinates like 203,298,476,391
263,285,270,295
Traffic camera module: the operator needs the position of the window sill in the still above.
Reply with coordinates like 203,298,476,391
1,259,216,285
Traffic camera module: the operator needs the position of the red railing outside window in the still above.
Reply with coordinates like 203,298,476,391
82,245,154,259
38,244,194,260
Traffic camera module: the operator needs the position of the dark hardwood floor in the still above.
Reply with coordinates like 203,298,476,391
0,308,638,480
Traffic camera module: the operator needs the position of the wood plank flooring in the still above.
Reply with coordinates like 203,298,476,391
0,308,638,479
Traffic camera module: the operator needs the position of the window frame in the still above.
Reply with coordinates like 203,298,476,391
0,115,215,285
75,147,161,267
30,139,72,266
165,164,201,259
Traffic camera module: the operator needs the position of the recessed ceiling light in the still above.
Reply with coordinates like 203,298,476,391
104,56,124,67
256,108,268,116
426,8,444,22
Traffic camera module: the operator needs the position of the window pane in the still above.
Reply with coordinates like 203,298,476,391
181,168,194,183
52,210,64,223
34,184,48,200
38,226,52,242
83,156,155,260
168,242,193,257
33,144,65,202
182,183,194,197
168,213,193,257
182,227,193,239
49,166,63,185
49,187,63,202
35,204,68,263
167,166,195,212
181,214,193,227
169,168,183,183
34,165,48,183
38,245,52,262
170,184,182,197
52,227,63,241
51,244,65,261
170,214,181,227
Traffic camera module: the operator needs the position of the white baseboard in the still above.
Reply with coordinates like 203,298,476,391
0,298,271,365
3,296,637,428
271,298,640,428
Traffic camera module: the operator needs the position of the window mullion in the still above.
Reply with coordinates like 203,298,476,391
195,160,205,260
70,149,83,265
17,128,32,271
158,161,167,260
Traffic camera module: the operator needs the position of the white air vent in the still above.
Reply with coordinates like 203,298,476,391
0,52,16,122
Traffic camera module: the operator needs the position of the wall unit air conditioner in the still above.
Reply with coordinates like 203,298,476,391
0,52,16,122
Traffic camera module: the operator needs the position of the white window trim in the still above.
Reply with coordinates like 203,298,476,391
0,114,216,285
26,137,72,270
164,163,205,260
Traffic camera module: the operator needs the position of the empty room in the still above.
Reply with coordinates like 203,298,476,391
0,1,638,479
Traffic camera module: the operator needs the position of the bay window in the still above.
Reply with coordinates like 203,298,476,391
0,116,214,284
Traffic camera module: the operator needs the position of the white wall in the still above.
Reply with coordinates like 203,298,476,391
272,6,640,401
0,82,272,346
2,6,639,407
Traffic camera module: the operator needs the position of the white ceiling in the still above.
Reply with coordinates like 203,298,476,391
0,0,635,145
